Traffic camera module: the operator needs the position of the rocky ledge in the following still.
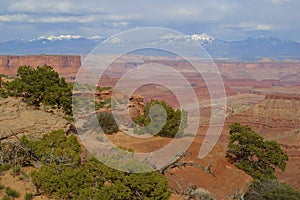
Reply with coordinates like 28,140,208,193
0,97,73,140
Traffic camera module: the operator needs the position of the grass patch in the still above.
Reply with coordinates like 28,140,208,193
12,164,22,175
24,193,33,200
0,183,4,190
5,187,20,198
0,163,11,171
2,196,10,200
118,146,134,153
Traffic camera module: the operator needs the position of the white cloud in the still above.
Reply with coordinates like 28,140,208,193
112,21,129,27
9,0,73,13
0,14,98,23
270,0,292,3
0,0,300,42
226,22,277,31
0,14,28,22
256,24,274,31
2,1,139,26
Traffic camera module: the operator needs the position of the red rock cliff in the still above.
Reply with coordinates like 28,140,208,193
0,55,81,80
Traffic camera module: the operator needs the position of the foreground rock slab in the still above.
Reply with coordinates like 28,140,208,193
0,97,72,139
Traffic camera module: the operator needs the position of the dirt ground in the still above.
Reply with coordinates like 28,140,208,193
0,167,51,200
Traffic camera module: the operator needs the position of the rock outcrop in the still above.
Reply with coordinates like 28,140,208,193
217,61,300,81
0,97,72,139
226,94,300,188
0,55,81,80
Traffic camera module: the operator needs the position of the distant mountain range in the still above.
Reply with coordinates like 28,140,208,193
1,34,300,61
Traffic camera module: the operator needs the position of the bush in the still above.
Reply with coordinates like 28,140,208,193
2,196,10,200
0,89,8,98
186,186,216,200
12,164,21,175
31,164,88,199
134,100,187,138
26,130,170,200
0,163,11,171
31,155,170,200
22,130,82,166
96,86,112,92
227,123,288,180
98,112,119,134
5,187,20,198
83,112,119,134
84,112,119,134
245,179,300,200
24,193,33,200
6,65,72,115
118,146,134,153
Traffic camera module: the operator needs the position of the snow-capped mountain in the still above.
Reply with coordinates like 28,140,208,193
0,35,104,55
32,35,83,41
1,34,300,61
190,33,214,42
159,33,214,42
30,34,104,42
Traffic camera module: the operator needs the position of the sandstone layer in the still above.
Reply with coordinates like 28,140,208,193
226,94,300,188
0,55,81,80
0,97,72,139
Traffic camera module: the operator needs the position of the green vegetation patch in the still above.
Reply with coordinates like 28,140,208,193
1,65,72,115
245,179,300,200
227,123,288,180
5,187,20,198
22,130,170,199
134,100,187,138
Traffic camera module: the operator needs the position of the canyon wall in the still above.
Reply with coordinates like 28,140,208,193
0,55,81,80
217,61,300,82
226,94,300,188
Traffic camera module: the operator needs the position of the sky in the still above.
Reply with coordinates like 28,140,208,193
0,0,299,42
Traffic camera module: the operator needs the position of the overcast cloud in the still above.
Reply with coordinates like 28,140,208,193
0,0,299,42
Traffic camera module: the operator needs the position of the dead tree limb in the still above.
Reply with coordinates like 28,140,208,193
157,151,216,195
159,151,215,177
159,151,187,174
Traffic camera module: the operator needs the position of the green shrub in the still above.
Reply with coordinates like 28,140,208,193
0,89,8,98
0,182,4,190
227,123,288,180
1,163,11,171
118,146,134,153
2,196,10,200
97,112,118,134
12,164,21,175
16,129,171,200
186,186,216,200
245,179,300,200
5,187,20,198
134,100,188,138
24,193,33,200
83,112,119,134
26,130,170,200
96,86,112,92
22,130,82,166
5,65,72,115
